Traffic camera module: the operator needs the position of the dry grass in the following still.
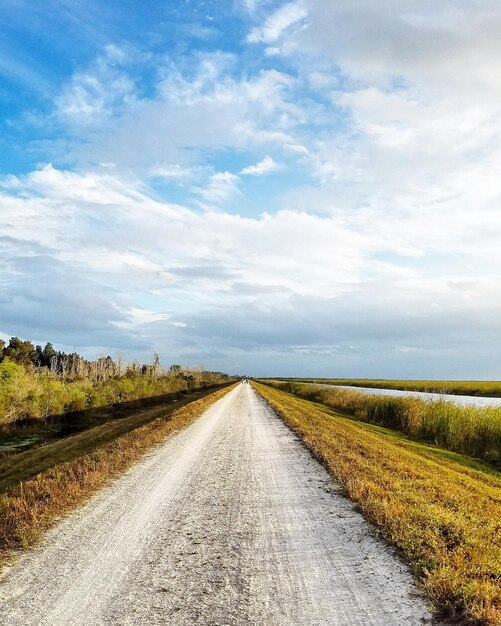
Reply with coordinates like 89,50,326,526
253,381,501,626
0,384,235,570
262,380,501,464
294,378,501,398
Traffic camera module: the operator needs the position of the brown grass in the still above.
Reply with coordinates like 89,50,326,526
0,384,235,570
252,381,501,626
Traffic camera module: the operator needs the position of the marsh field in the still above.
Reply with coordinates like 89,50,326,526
261,380,501,463
291,378,501,398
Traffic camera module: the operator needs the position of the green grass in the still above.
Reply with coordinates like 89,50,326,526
287,377,501,397
0,384,232,494
253,382,501,625
260,380,501,464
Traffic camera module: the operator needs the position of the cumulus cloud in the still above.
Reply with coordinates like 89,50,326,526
2,163,501,374
246,2,501,266
54,45,137,127
148,164,195,180
293,1,501,94
53,54,300,175
3,2,501,375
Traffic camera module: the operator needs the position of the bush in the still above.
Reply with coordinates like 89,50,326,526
0,367,230,427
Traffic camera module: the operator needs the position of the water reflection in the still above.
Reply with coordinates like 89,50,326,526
327,385,501,407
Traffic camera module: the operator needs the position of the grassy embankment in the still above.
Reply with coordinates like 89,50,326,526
0,383,236,571
294,378,501,397
262,381,501,464
0,358,230,427
253,381,501,625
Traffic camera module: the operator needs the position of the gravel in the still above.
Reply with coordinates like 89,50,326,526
0,384,436,625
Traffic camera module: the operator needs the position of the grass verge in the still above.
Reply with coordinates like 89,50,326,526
261,380,501,464
0,384,235,571
252,381,501,626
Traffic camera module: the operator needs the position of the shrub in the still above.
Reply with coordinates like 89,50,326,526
0,368,230,427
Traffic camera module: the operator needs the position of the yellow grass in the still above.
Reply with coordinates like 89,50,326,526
298,378,501,397
0,384,235,570
262,380,501,463
253,381,501,625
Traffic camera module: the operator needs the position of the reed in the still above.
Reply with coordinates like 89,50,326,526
296,378,501,397
261,381,501,463
0,385,235,569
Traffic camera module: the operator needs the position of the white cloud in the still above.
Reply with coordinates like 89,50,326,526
242,0,259,12
5,3,501,374
54,46,136,127
3,165,501,375
56,57,301,173
148,164,195,179
246,1,501,263
264,47,281,56
118,307,170,327
241,155,277,176
247,2,307,43
194,171,242,206
279,1,501,94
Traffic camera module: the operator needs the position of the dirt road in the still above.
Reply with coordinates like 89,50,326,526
0,384,434,625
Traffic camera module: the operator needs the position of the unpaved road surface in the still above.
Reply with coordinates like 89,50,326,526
0,384,435,625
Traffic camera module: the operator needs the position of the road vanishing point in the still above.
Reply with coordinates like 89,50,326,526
0,384,435,625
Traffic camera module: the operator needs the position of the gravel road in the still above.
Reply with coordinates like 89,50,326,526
0,384,435,625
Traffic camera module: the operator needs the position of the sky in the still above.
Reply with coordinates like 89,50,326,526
1,0,501,378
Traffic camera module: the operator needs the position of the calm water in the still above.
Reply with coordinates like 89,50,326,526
321,385,501,408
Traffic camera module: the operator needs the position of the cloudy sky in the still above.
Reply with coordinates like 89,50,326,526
1,0,501,377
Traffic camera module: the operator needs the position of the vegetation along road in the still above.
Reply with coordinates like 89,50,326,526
0,383,436,625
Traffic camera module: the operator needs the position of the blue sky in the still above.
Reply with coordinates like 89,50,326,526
2,0,501,377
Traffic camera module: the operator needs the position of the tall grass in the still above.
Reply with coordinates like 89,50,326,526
263,381,501,463
0,359,232,427
297,378,501,397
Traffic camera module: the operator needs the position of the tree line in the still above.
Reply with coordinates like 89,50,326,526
0,336,212,384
